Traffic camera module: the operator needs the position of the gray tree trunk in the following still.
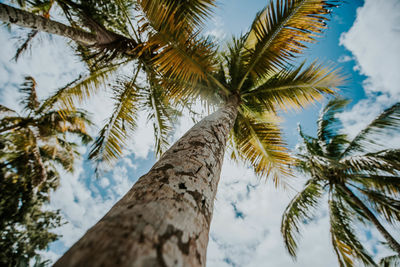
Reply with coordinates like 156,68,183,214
54,98,239,267
0,3,97,45
341,185,400,255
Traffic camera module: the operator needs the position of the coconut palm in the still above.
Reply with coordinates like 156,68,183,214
281,98,400,266
55,1,344,266
0,76,92,265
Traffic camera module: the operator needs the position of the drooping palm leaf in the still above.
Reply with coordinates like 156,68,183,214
231,109,292,185
40,63,120,112
88,77,139,169
238,0,340,89
317,97,349,146
356,187,400,224
342,103,400,157
19,76,40,113
281,179,323,257
140,84,178,158
329,196,377,267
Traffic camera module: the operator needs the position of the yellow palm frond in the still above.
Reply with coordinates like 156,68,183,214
138,0,216,32
137,0,218,100
230,108,293,186
239,0,340,89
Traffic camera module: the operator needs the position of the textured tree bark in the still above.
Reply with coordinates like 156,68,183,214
54,97,239,267
0,3,97,45
341,185,400,255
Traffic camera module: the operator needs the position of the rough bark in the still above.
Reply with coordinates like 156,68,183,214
0,3,97,45
341,185,400,255
54,98,239,267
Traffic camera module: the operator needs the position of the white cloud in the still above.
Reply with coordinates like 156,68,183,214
337,54,353,63
340,0,400,98
338,0,400,144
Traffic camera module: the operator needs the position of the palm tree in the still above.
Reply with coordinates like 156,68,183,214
0,76,92,265
55,1,344,266
281,98,400,266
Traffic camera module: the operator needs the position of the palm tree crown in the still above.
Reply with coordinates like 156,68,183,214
281,98,400,266
0,76,93,264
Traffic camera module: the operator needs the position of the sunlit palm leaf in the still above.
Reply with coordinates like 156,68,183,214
89,78,139,169
231,108,292,185
342,103,400,157
281,179,323,257
138,0,216,32
239,0,340,89
242,62,343,112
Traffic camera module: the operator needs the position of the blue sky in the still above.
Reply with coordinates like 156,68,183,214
1,0,400,266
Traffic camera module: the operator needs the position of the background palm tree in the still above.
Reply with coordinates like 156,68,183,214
55,1,344,266
0,76,92,265
281,98,400,266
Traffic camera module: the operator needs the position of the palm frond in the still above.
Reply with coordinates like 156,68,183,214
329,195,377,267
88,77,139,170
317,97,350,146
342,102,400,157
19,76,40,113
379,254,400,267
340,154,400,176
140,84,178,158
40,64,120,112
230,108,292,186
281,179,323,257
356,187,400,224
350,174,400,197
239,0,340,89
0,104,18,117
138,0,216,32
242,62,343,112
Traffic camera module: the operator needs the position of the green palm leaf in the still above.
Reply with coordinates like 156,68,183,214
329,195,377,267
89,77,139,169
19,76,40,113
40,64,120,112
317,97,350,146
342,103,400,157
281,179,323,257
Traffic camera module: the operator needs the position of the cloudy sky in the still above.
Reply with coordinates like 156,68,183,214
1,0,400,266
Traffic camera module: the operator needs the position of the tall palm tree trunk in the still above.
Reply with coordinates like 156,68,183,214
0,3,97,45
341,185,400,255
54,97,239,267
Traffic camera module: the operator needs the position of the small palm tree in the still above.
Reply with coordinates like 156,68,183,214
0,77,92,265
55,1,344,266
281,98,400,266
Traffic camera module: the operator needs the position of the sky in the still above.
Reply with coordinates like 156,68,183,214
1,0,400,266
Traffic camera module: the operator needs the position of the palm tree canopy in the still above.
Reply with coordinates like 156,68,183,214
90,0,344,180
0,76,93,265
6,0,343,181
281,98,400,266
